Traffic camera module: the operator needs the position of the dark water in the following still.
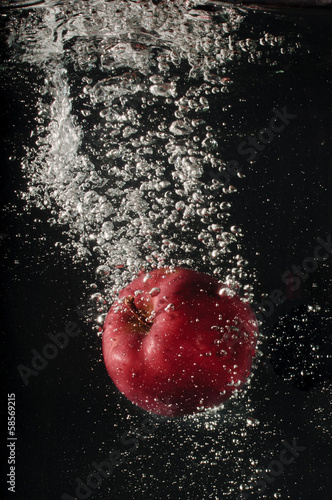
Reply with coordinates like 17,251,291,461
1,1,331,499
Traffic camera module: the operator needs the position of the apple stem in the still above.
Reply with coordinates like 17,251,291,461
125,296,152,328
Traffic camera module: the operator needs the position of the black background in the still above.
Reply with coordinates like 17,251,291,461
1,4,332,500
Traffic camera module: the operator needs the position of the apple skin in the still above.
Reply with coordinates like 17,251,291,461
102,267,258,417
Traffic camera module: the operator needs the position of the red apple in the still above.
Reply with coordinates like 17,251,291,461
102,267,258,417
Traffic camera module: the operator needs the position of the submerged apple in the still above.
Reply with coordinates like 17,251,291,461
102,267,258,417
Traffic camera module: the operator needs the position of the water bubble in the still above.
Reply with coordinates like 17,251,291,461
220,201,231,210
199,96,209,109
96,265,111,277
183,206,195,218
149,83,176,98
219,287,236,298
90,292,103,303
149,287,160,297
169,120,193,136
202,137,218,149
175,201,185,211
122,126,138,138
230,225,242,235
221,232,237,244
101,221,114,240
96,313,107,325
210,224,222,232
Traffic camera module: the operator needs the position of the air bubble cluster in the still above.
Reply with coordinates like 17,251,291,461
12,0,270,312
